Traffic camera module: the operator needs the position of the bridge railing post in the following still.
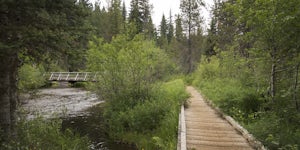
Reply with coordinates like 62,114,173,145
49,73,54,80
75,73,79,81
66,73,70,80
47,72,97,82
58,72,62,81
84,72,88,81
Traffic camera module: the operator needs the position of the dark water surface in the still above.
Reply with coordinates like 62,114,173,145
62,104,136,150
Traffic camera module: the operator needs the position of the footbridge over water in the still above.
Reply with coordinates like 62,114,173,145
47,72,97,82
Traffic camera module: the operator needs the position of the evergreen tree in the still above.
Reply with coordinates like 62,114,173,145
204,0,219,58
0,0,89,139
122,1,127,22
180,0,203,73
160,14,168,38
144,17,155,39
108,0,123,39
129,0,142,33
128,0,152,34
175,14,184,41
167,10,174,44
89,4,111,41
157,14,168,48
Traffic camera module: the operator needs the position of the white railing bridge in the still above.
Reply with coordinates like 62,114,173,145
47,72,97,82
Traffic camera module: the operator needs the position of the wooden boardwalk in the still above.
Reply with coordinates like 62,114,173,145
185,86,253,150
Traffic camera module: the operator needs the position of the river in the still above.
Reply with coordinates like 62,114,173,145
20,87,135,150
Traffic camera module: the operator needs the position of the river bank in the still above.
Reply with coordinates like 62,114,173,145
19,87,135,150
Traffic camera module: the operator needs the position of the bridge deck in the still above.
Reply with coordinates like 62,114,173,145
48,72,97,82
185,86,253,150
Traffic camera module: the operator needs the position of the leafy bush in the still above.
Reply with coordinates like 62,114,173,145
2,117,90,150
18,64,46,92
87,34,188,149
87,34,175,107
246,112,300,149
104,79,188,149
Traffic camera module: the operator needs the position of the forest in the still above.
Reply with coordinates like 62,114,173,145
0,0,299,149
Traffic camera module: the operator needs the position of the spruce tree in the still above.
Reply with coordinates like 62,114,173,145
128,0,152,34
0,0,89,139
175,15,184,41
167,10,174,44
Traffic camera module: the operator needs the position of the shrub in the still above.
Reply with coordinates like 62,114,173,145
104,79,188,149
87,34,175,107
246,112,300,149
87,34,188,149
18,64,46,92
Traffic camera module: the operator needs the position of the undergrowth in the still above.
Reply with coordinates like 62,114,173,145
1,117,90,150
104,79,189,149
192,55,300,149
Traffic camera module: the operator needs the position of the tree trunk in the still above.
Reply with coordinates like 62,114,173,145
0,51,18,140
187,6,192,74
187,36,192,74
270,62,276,103
294,63,300,111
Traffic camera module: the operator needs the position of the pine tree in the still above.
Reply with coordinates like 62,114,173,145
167,10,174,44
144,17,155,39
175,14,184,41
129,0,142,33
108,0,123,38
122,1,127,22
128,0,152,34
180,0,203,73
160,14,168,38
0,0,89,139
157,14,168,48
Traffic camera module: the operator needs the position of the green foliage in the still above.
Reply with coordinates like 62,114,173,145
193,49,300,148
246,112,300,149
0,0,91,62
87,33,187,149
103,79,188,149
18,64,46,92
128,0,152,34
2,117,90,150
203,0,300,148
87,34,175,106
160,14,168,38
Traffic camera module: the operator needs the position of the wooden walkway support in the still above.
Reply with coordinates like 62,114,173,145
184,86,255,150
47,72,97,82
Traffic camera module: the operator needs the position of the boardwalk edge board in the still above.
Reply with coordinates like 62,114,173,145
178,105,187,150
199,91,267,150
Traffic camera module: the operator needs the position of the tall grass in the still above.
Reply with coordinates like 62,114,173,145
1,117,90,150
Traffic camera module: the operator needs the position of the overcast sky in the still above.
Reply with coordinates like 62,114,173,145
89,0,214,30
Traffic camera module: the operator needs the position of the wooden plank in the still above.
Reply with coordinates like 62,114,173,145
185,86,255,150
